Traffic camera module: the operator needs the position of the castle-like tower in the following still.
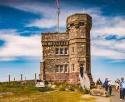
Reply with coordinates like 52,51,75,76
40,13,93,85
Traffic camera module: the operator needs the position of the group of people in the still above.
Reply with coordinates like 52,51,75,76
103,78,112,96
99,77,125,100
115,77,125,100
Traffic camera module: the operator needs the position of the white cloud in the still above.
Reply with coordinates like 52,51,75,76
26,7,101,29
91,15,125,36
27,18,57,28
1,2,125,61
0,30,41,61
4,2,101,30
92,46,125,60
92,37,125,60
6,2,125,35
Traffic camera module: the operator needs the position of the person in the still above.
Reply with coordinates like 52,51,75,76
103,78,109,92
108,80,112,96
96,78,102,85
120,77,125,100
115,79,120,92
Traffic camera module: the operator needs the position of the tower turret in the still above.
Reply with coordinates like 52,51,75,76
67,13,92,84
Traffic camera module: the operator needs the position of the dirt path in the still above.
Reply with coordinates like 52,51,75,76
82,94,110,102
111,91,123,102
96,96,110,102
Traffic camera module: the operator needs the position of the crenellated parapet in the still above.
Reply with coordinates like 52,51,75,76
66,13,92,31
42,41,69,46
42,32,68,42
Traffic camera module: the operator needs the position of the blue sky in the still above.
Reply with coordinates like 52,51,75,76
0,0,125,82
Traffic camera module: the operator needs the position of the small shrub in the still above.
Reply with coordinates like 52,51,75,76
76,86,84,93
56,82,68,91
68,85,75,91
83,87,90,94
59,86,66,91
69,87,75,91
37,86,54,92
44,81,49,85
58,84,67,91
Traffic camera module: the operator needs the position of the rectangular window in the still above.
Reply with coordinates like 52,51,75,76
60,48,63,54
72,47,74,52
64,64,68,72
79,22,85,26
72,64,75,71
64,48,68,54
55,65,59,72
60,65,63,72
55,48,59,54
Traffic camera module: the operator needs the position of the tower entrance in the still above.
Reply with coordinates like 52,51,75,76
80,64,84,78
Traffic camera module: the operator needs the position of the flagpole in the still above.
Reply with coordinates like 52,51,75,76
57,8,60,33
56,0,60,33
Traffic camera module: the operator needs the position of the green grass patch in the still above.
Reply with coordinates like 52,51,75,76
0,81,95,102
0,91,96,102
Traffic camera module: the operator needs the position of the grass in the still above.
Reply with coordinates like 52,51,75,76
0,91,96,102
0,81,96,102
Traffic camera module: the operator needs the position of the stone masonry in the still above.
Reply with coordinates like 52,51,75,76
40,13,93,85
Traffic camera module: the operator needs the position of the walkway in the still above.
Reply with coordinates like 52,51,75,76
95,96,110,102
82,90,124,102
82,94,110,102
111,91,123,102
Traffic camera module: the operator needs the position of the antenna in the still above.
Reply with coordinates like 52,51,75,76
56,0,60,33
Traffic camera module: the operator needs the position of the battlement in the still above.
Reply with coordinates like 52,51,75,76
67,13,92,23
42,32,67,35
66,13,92,30
41,32,68,42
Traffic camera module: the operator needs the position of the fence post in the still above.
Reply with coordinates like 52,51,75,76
25,76,26,86
14,77,15,81
13,77,15,86
8,74,10,84
35,73,37,84
21,74,23,81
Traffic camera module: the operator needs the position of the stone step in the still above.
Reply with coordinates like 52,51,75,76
87,73,95,88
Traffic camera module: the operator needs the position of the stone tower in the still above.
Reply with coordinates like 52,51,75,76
41,13,93,86
66,13,92,84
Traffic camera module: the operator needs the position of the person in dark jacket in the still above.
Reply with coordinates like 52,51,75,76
108,80,112,96
103,78,109,92
120,77,125,100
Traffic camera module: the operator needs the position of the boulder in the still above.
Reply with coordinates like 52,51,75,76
90,86,108,97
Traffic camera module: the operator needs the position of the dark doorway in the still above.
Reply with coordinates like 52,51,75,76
80,64,84,78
